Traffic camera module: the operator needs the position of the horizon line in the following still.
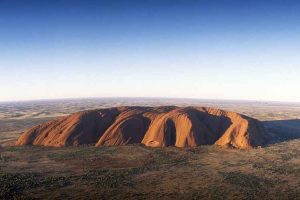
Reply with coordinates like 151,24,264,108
1,96,300,104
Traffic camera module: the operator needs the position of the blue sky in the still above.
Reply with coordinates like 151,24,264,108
0,0,300,102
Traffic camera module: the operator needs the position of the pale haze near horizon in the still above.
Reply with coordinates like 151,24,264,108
1,1,300,102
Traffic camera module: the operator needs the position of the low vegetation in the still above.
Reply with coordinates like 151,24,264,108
1,141,300,199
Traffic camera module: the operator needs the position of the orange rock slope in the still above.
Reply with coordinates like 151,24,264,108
16,106,267,149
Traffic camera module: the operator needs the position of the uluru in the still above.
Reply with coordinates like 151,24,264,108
16,106,267,149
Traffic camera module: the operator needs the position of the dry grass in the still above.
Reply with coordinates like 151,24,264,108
1,142,300,199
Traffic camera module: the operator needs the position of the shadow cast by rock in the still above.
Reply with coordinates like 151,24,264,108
263,119,300,145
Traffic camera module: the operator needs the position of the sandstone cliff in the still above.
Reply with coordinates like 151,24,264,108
16,106,267,149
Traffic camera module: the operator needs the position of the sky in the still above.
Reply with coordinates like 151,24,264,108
0,0,300,102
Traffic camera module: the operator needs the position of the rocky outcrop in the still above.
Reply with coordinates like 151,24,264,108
16,106,267,149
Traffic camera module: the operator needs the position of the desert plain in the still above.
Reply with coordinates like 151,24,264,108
1,98,300,199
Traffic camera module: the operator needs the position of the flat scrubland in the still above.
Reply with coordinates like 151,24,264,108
0,98,300,199
1,142,300,199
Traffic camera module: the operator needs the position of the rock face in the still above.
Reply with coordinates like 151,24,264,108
16,106,267,149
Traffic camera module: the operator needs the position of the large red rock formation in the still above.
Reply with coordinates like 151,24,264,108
16,106,267,149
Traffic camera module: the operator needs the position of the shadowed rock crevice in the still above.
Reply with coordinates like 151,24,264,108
165,119,176,146
16,106,267,149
